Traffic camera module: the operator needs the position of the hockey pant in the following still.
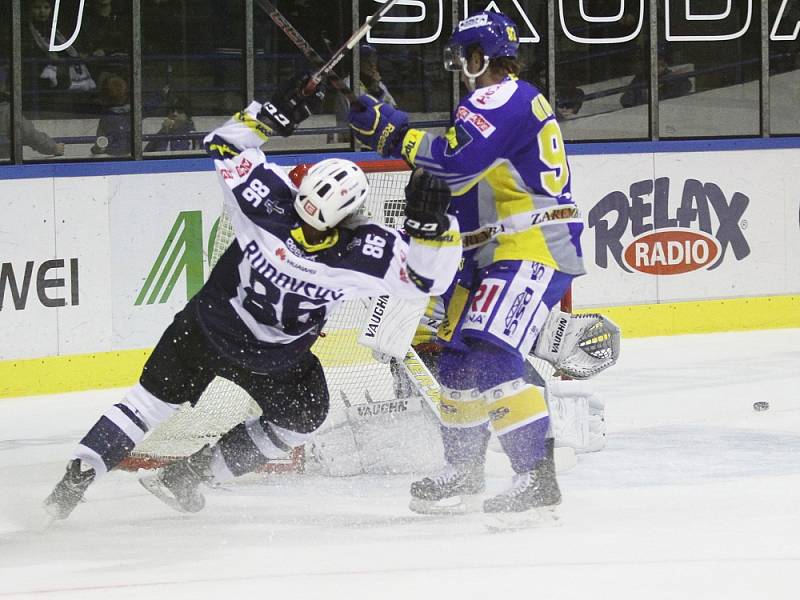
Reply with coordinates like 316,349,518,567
435,261,573,473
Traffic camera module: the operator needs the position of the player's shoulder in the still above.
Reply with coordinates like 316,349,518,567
466,77,538,112
460,77,541,135
329,221,399,279
219,149,293,192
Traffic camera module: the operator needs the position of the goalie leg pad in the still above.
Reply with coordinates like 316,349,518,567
309,397,445,476
73,383,178,476
546,379,606,453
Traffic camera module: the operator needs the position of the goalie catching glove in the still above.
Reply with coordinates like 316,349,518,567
258,73,325,137
533,310,621,379
403,169,452,239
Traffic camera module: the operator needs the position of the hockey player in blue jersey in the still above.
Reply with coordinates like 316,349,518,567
44,77,462,520
348,11,585,527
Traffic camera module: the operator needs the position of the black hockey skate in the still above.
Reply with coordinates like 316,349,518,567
139,445,213,513
483,439,561,530
409,463,485,515
44,459,96,520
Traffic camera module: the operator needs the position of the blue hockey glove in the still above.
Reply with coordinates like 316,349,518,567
348,94,408,157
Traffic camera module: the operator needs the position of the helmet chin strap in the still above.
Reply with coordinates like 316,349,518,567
461,54,490,92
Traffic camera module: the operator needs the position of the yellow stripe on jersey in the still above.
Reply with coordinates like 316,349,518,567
438,283,470,342
412,297,443,345
486,384,548,435
444,126,459,149
411,230,461,248
485,162,559,267
234,111,273,141
531,93,555,122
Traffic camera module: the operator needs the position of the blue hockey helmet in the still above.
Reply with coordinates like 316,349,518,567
444,11,519,86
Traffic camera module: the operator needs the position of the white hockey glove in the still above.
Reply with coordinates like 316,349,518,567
533,310,621,379
546,379,606,453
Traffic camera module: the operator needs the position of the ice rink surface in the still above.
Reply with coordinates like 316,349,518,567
1,329,799,600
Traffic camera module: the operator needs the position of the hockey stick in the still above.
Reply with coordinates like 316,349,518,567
254,0,401,101
400,347,441,416
304,0,401,92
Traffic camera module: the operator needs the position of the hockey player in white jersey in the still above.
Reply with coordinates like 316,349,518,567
43,75,462,519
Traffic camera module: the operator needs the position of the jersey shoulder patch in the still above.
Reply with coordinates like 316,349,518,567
230,160,296,228
467,78,518,110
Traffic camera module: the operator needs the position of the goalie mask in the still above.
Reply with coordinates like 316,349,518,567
444,11,519,90
294,158,369,231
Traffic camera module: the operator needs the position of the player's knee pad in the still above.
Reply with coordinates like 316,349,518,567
73,384,179,475
438,386,488,429
484,378,548,437
124,383,180,430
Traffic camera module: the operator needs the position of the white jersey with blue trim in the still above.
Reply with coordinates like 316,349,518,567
196,102,461,372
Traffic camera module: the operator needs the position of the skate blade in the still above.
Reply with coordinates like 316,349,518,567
34,505,61,532
409,494,483,515
38,494,86,529
484,506,560,532
138,473,191,514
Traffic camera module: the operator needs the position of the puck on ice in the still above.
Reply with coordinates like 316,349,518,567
753,401,770,411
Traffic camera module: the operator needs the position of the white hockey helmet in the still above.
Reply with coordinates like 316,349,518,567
294,158,369,230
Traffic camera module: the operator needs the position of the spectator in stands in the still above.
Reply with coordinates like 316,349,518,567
90,75,130,156
22,0,96,95
620,54,691,108
555,83,585,121
80,0,130,87
82,0,129,57
333,44,396,143
0,68,65,158
144,96,197,153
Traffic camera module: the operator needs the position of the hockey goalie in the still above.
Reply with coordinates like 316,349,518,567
309,296,619,477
